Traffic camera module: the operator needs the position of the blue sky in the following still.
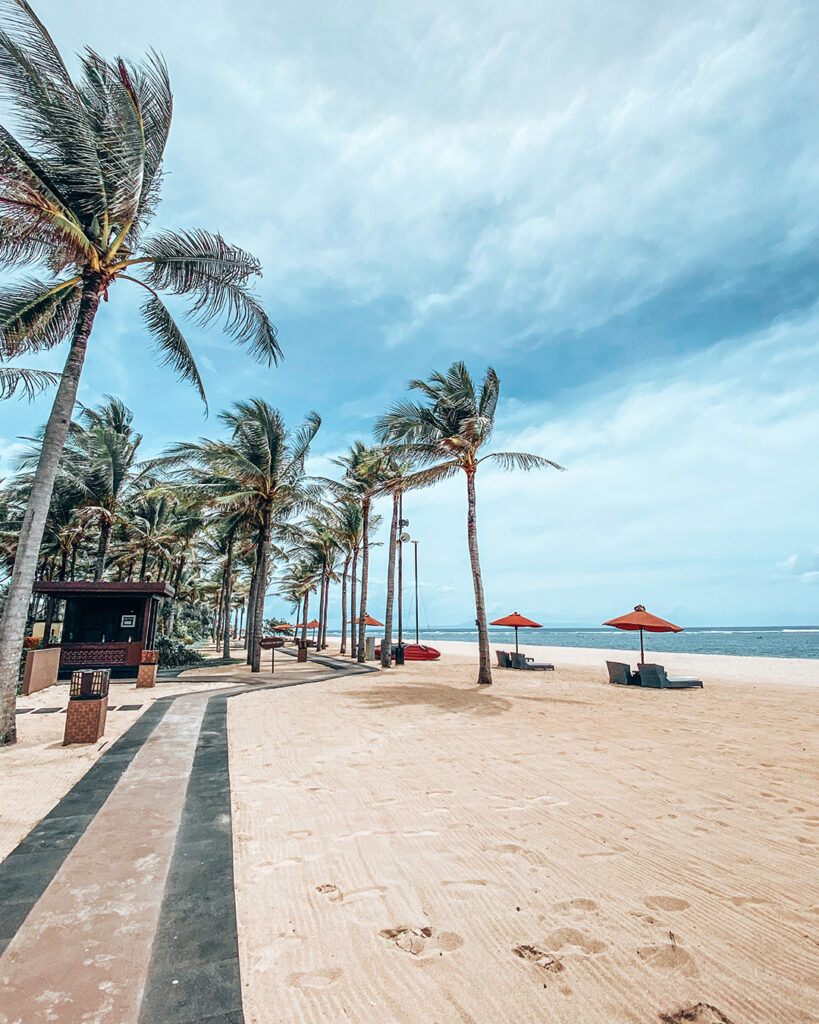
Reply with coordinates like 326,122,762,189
1,0,817,626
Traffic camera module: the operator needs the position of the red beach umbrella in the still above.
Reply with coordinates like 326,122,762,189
490,612,542,654
603,605,682,664
272,623,294,631
355,614,383,627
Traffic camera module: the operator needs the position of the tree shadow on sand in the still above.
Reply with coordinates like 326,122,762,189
344,683,513,717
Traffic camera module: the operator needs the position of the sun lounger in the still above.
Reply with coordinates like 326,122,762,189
511,652,554,671
606,660,637,686
496,650,512,668
637,663,703,689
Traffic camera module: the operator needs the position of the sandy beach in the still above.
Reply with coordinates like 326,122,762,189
229,642,818,1024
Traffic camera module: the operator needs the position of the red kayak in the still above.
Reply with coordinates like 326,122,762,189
375,643,441,661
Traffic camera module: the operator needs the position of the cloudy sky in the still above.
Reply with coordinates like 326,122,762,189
2,0,817,626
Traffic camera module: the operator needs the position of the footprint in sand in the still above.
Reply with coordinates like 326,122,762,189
638,942,697,975
553,898,598,914
729,895,768,907
315,883,344,902
441,880,489,898
512,944,565,975
491,843,526,855
379,925,463,957
659,1002,735,1023
543,927,606,955
645,896,690,912
286,968,342,990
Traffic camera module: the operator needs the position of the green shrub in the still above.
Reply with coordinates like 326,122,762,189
155,634,206,669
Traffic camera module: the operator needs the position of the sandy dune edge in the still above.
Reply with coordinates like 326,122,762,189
229,646,818,1024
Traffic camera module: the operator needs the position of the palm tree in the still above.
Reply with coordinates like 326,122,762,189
330,501,362,656
376,362,563,685
166,400,320,672
378,455,424,668
0,4,280,744
329,444,390,664
64,398,145,579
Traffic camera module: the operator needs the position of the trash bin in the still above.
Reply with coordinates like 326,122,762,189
394,643,405,666
64,669,110,745
297,639,308,663
365,637,376,660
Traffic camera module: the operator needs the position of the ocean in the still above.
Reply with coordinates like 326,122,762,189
397,627,819,661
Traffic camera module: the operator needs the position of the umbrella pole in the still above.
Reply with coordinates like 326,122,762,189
515,626,519,654
640,628,644,665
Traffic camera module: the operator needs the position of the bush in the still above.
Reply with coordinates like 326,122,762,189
154,634,206,669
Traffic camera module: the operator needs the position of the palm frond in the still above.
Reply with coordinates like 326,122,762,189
0,276,81,356
0,364,60,399
138,291,207,409
0,0,107,226
480,451,565,472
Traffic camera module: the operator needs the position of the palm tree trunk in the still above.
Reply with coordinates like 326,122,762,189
317,561,326,652
59,549,69,581
0,278,103,746
340,555,350,654
69,542,79,580
246,555,260,662
42,597,55,649
93,513,112,581
350,545,358,659
322,572,331,649
301,590,309,644
466,470,492,685
250,504,272,672
222,531,234,660
381,491,400,667
357,498,371,664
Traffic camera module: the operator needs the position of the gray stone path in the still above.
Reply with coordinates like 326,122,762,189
0,656,373,1023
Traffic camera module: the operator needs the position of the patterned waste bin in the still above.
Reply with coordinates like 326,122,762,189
64,669,110,745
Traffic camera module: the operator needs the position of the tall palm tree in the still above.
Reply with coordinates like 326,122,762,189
329,444,390,664
379,455,418,668
330,500,362,656
0,3,280,744
166,400,320,672
376,362,563,686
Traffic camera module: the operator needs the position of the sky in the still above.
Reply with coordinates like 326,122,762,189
1,0,817,627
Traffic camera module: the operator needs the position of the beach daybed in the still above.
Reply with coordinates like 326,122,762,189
606,660,638,686
511,652,554,671
638,663,703,689
496,650,512,668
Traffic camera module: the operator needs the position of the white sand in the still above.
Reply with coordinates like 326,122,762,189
229,642,819,1024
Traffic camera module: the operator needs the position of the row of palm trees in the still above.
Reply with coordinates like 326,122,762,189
0,3,562,745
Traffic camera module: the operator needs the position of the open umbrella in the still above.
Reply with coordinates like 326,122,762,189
355,614,383,628
603,605,682,664
490,612,542,654
298,619,320,643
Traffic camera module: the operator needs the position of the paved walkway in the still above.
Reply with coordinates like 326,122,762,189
0,656,373,1024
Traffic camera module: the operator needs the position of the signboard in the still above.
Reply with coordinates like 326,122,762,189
259,636,285,650
121,614,137,628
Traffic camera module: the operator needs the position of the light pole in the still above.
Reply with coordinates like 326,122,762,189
411,539,420,644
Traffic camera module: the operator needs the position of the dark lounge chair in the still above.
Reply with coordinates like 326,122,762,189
638,663,703,689
606,660,636,686
511,652,554,671
496,650,512,668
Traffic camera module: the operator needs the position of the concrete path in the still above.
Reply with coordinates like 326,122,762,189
0,656,374,1024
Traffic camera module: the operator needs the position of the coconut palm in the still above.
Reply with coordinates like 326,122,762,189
165,400,320,671
378,455,424,668
330,501,362,656
0,3,280,744
376,362,563,686
328,444,390,664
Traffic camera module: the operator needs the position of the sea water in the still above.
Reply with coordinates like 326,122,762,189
408,627,819,661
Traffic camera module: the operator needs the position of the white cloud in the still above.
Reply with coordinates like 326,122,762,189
360,306,819,624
